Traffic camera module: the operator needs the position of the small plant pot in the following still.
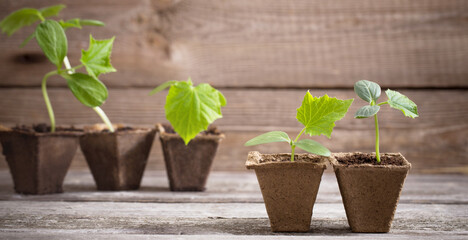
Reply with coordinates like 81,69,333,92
80,124,156,191
330,152,411,233
0,124,81,194
157,123,224,191
245,151,328,232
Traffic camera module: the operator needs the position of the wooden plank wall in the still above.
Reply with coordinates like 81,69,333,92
0,0,467,173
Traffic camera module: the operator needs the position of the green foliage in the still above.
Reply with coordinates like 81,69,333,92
0,5,64,36
0,4,114,132
245,131,291,146
80,35,116,78
35,20,67,69
150,78,227,145
386,89,419,118
354,80,418,162
297,92,354,138
245,92,353,161
64,73,108,107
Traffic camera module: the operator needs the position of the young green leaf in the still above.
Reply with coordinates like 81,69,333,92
244,131,291,146
80,35,116,77
149,80,178,95
59,18,105,30
386,89,419,118
295,139,331,157
165,81,226,145
64,73,108,107
354,80,381,103
35,19,67,69
296,92,353,138
39,4,65,18
0,8,41,36
355,105,380,119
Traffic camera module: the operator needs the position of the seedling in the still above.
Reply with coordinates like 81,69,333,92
149,78,226,145
245,92,353,161
354,80,418,162
0,5,116,132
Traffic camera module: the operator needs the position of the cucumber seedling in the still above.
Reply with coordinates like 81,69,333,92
150,78,227,145
245,91,353,161
0,4,116,132
354,80,418,163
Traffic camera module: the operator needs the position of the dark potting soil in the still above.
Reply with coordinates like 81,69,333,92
100,126,134,133
335,153,405,166
259,153,324,164
161,123,221,136
13,124,82,133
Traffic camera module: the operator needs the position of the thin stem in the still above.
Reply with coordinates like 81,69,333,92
41,70,58,132
62,57,115,132
291,145,296,162
93,107,114,132
290,127,307,162
374,113,381,163
378,101,388,106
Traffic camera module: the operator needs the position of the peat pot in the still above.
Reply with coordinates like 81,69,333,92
157,123,224,191
0,124,81,194
330,152,411,233
80,125,156,191
245,151,328,232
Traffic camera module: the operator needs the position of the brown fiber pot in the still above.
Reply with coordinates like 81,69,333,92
157,123,224,191
245,151,328,232
330,152,411,233
0,125,81,194
80,125,156,191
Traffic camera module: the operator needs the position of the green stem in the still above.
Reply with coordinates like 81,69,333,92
290,127,306,162
374,113,381,163
62,57,115,132
93,107,114,132
378,101,388,106
41,70,58,132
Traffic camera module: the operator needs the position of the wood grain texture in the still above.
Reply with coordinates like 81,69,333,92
0,89,467,172
0,170,467,204
0,0,467,88
0,172,467,237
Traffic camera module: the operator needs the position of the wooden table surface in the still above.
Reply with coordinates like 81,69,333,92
0,170,467,239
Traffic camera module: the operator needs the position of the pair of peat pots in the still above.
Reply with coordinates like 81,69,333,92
246,151,411,233
0,123,224,194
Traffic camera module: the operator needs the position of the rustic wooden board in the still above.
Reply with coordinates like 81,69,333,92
0,89,467,172
0,171,467,238
0,170,467,205
0,0,467,88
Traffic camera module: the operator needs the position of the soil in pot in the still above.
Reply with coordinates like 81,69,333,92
330,152,411,233
0,124,82,194
246,151,328,232
157,123,224,191
79,125,156,191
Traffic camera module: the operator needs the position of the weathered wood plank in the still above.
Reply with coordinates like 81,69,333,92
0,171,467,204
0,89,467,172
0,201,467,237
0,0,467,88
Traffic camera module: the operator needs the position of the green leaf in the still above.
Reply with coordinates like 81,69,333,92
244,131,291,146
0,8,41,36
149,80,177,95
296,92,353,138
80,35,116,77
386,89,419,118
165,80,226,145
355,105,380,119
354,80,381,103
64,73,108,107
59,18,105,30
295,139,331,157
39,4,65,18
35,19,67,68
